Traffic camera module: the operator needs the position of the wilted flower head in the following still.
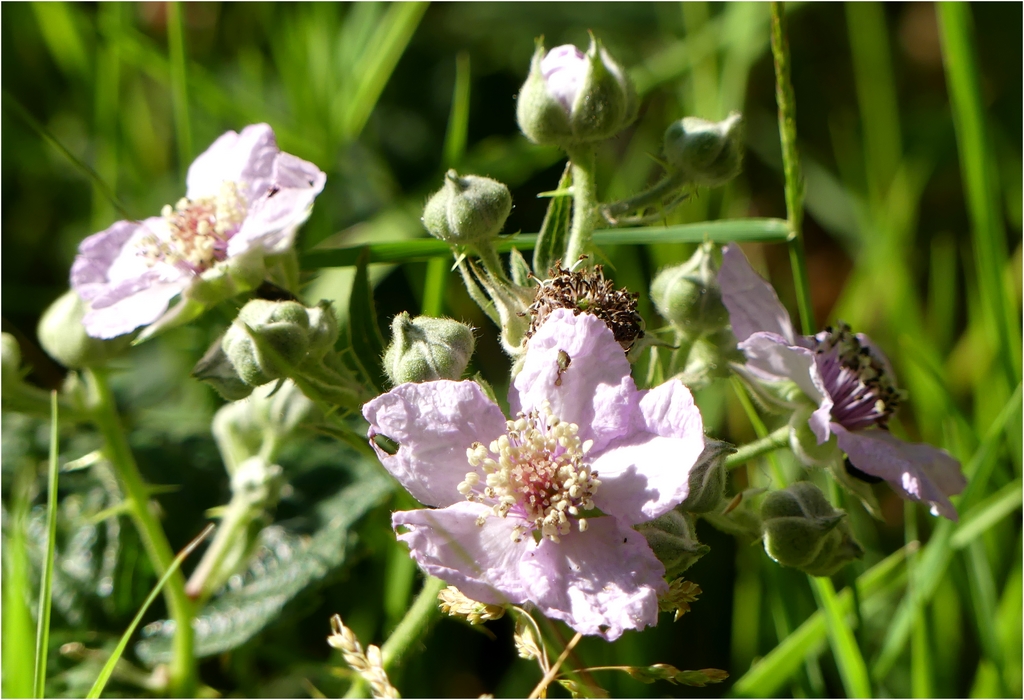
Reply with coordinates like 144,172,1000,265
718,244,966,520
363,309,705,640
516,35,638,147
71,124,326,339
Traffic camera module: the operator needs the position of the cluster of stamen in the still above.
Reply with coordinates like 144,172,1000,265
527,263,644,350
812,322,904,431
139,181,247,272
458,403,600,543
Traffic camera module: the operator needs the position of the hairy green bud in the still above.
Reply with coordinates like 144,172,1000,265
651,243,729,336
383,312,475,385
678,438,732,513
422,170,512,248
635,509,709,577
761,482,864,577
663,112,744,188
37,290,131,369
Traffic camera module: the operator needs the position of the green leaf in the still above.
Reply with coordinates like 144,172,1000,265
33,393,60,700
809,576,872,698
533,163,573,276
134,455,392,663
87,524,214,699
347,248,388,392
950,478,1023,550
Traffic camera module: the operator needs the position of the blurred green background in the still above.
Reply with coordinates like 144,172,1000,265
2,2,1021,697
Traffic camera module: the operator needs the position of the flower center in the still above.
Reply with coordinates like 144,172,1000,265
458,403,600,543
812,322,903,431
140,181,248,272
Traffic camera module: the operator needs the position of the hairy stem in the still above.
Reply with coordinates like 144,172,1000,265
725,426,791,470
564,146,598,265
770,2,815,335
86,368,196,696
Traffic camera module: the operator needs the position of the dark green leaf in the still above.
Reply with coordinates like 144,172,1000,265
533,163,573,276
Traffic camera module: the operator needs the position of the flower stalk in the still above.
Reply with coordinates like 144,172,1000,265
769,2,815,335
564,145,598,265
85,368,195,696
725,426,791,470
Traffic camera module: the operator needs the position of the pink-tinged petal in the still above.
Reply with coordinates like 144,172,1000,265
833,425,966,521
519,517,665,641
363,380,508,508
739,332,833,441
512,309,636,452
590,380,705,523
186,123,279,202
393,502,533,606
226,153,327,258
719,244,796,343
81,279,186,339
541,45,588,114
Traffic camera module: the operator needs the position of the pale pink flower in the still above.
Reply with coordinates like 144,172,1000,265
71,123,325,339
363,309,705,640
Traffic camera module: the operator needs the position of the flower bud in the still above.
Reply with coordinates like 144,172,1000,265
677,438,732,513
422,170,512,248
37,290,131,369
789,406,839,466
516,35,638,148
383,312,475,385
651,243,730,335
222,299,312,386
635,510,709,577
663,112,744,188
674,329,744,390
760,482,864,577
192,338,255,401
2,333,22,387
305,300,340,360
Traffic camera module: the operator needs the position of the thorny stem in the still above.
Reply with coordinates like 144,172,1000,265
344,576,447,698
725,426,791,470
528,631,583,699
564,145,598,265
85,368,196,697
770,2,815,336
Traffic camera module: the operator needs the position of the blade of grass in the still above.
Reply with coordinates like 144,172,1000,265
343,2,428,139
166,1,192,173
950,478,1023,550
937,2,1021,385
32,392,60,699
443,51,471,169
906,502,933,698
302,218,792,268
729,544,913,697
808,576,872,698
86,524,215,699
964,541,1009,695
30,3,90,79
3,462,35,698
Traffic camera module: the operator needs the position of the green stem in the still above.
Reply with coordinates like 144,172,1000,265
345,576,447,698
32,393,59,699
601,170,688,220
564,146,598,265
725,426,791,470
85,369,196,696
769,2,815,335
166,1,192,174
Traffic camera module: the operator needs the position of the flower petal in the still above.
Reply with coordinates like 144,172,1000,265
719,244,796,343
512,309,636,452
186,123,279,203
541,45,587,114
519,517,666,641
227,152,327,258
590,380,705,523
833,424,966,521
393,502,532,606
362,380,508,508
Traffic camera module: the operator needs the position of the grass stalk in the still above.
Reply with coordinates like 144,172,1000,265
166,1,193,174
32,393,60,699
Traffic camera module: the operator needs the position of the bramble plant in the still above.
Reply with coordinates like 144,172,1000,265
3,3,1020,699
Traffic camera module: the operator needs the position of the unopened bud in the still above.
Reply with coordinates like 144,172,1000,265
222,299,310,386
761,482,864,577
635,509,709,577
516,35,638,147
651,243,729,335
678,438,732,513
193,338,255,401
663,113,744,188
422,170,512,248
37,290,131,369
2,333,21,386
383,313,475,385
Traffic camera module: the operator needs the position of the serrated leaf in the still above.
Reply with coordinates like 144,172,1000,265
346,248,388,392
532,163,573,277
134,455,393,664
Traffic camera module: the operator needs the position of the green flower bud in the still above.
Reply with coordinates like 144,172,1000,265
192,337,255,401
663,112,744,188
37,290,131,369
222,299,311,387
789,406,840,466
651,243,730,335
761,482,864,577
383,312,475,385
422,170,512,248
2,333,22,387
305,300,340,360
516,35,638,148
635,510,709,577
678,438,732,513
